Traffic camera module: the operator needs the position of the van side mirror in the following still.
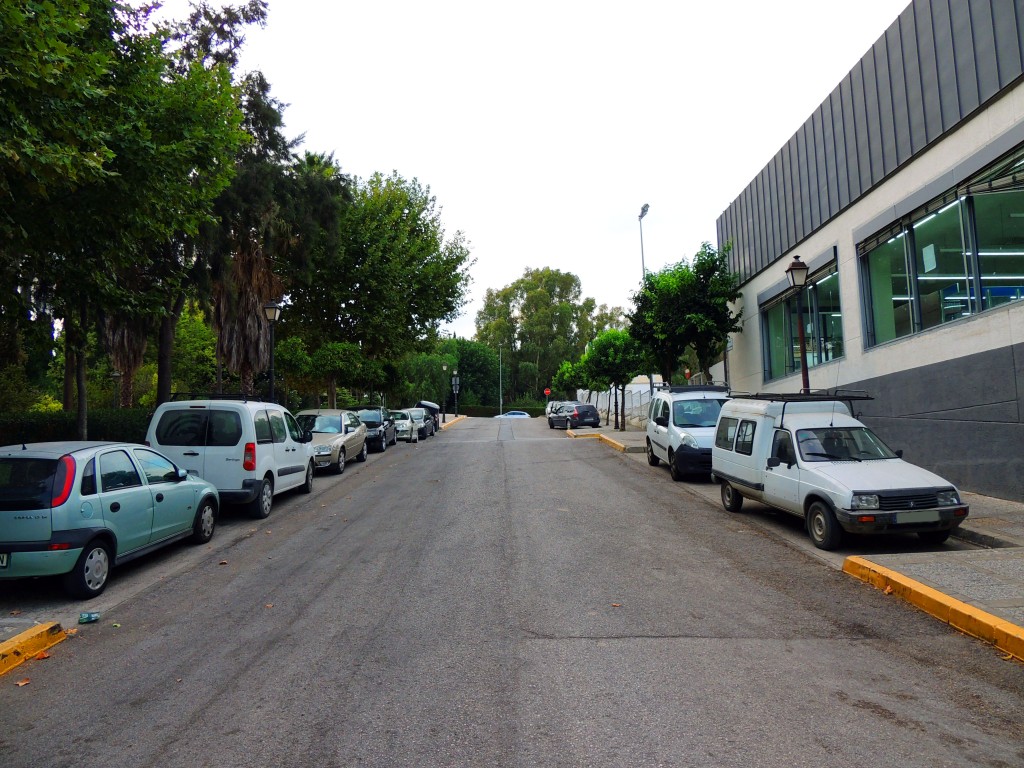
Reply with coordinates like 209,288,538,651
654,415,668,428
895,449,903,458
302,430,313,443
766,457,781,468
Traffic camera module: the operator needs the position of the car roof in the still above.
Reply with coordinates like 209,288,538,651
0,441,129,459
296,409,351,415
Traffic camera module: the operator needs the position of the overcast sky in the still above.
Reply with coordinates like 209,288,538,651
157,0,910,338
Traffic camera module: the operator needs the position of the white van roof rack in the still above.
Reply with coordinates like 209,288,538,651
727,389,872,425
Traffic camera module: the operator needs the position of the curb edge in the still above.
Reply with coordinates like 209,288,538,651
0,622,67,677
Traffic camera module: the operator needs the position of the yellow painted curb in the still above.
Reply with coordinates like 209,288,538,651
565,429,601,439
844,556,1024,663
0,622,67,677
439,415,467,430
597,434,627,452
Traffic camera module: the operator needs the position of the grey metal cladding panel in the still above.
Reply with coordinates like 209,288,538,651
872,38,900,175
885,24,914,164
952,0,982,113
800,123,821,232
861,53,887,184
780,142,796,248
764,160,779,258
771,155,789,255
744,185,757,278
915,0,945,141
755,172,769,274
932,0,963,129
794,132,810,239
992,0,1023,85
850,64,874,196
811,108,831,222
970,1,1001,100
898,6,929,153
820,99,840,216
830,90,852,210
840,75,862,200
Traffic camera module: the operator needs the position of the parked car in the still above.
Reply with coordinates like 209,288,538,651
496,411,531,418
549,402,600,429
711,393,970,550
146,398,314,519
356,406,397,452
546,400,581,418
415,400,442,428
408,407,435,439
295,409,367,474
646,385,730,480
392,410,419,443
0,441,219,598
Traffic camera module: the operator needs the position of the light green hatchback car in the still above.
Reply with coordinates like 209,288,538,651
0,442,219,599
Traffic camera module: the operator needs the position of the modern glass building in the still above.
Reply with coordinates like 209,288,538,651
715,0,1024,500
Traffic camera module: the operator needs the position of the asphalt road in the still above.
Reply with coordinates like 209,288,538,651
1,417,1022,767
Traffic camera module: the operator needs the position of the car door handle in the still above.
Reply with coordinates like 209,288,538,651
183,451,200,456
155,493,164,502
110,502,120,512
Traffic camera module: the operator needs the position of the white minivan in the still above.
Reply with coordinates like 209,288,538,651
711,393,969,550
146,399,314,519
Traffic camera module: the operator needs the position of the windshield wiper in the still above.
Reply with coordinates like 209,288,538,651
805,452,861,462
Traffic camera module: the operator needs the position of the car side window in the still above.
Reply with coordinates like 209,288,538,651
715,417,738,449
99,450,142,491
133,448,179,484
254,410,273,444
284,411,303,442
80,458,97,496
207,409,243,447
269,411,288,444
735,420,756,456
347,414,361,430
771,430,796,465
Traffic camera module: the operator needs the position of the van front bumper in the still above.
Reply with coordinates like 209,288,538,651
673,446,713,475
835,505,969,534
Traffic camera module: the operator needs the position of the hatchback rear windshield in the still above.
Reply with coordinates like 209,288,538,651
0,458,57,511
155,409,243,447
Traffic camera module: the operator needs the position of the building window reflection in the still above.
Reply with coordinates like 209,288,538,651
762,266,844,382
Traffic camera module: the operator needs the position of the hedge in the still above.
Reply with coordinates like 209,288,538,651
0,409,153,446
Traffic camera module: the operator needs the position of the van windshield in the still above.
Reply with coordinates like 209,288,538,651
796,427,898,462
673,399,727,428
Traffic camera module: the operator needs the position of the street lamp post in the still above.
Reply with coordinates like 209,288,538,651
785,255,811,393
263,300,282,401
638,203,649,277
498,345,503,415
451,368,459,417
441,363,448,423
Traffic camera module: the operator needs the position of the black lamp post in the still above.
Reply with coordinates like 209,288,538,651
639,203,654,394
785,255,811,393
451,368,459,417
263,300,282,401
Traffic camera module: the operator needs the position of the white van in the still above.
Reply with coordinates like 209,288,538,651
646,385,729,480
146,399,314,519
711,393,969,550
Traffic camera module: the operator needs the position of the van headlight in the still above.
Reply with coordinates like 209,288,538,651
851,494,880,510
678,433,698,449
937,490,960,506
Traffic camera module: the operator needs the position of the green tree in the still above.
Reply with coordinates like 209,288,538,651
629,242,742,384
581,329,646,430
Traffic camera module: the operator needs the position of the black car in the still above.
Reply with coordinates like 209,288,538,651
550,402,601,429
355,407,397,452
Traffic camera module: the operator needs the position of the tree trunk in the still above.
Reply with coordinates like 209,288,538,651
63,340,75,410
328,378,337,408
75,304,88,440
156,292,187,405
613,386,619,430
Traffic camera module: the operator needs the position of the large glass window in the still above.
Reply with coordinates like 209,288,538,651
860,145,1024,348
762,266,845,382
864,233,913,344
912,199,971,329
973,190,1024,309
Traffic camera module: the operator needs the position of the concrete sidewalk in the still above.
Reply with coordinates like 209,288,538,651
568,421,1024,662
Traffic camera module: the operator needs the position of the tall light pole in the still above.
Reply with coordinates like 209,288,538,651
498,344,503,415
785,255,811,393
441,363,448,423
451,368,459,417
638,203,650,277
263,300,282,401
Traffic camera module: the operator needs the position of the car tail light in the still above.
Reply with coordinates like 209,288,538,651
51,455,76,507
243,442,256,471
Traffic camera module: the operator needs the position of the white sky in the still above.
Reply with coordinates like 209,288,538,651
156,0,910,338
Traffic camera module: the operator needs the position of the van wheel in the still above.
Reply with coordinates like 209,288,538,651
249,477,273,519
807,500,843,550
668,451,683,482
63,540,111,599
334,449,346,474
646,440,660,467
190,497,217,544
721,482,744,512
918,530,951,545
301,462,314,493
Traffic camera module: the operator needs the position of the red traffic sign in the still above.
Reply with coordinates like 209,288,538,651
544,388,551,396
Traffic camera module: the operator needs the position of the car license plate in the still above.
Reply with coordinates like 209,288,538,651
896,510,940,524
0,553,8,569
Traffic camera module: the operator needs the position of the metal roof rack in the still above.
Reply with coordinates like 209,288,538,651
728,389,873,425
168,392,265,402
655,382,730,393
